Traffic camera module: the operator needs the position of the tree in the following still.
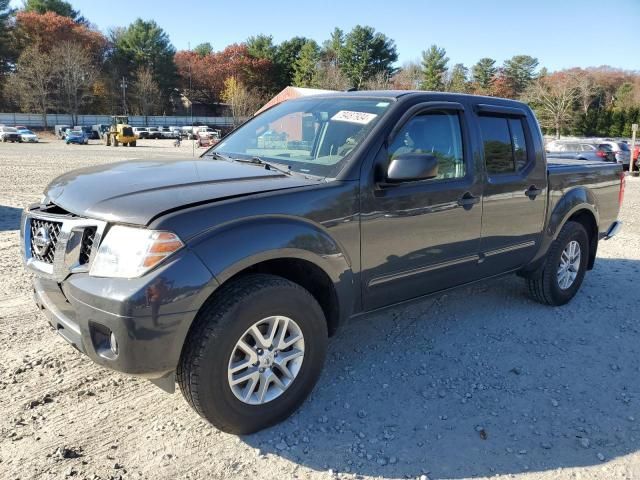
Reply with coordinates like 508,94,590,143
525,73,579,138
15,11,106,56
109,19,177,100
23,0,84,23
312,63,350,91
246,34,277,61
276,36,309,87
7,43,56,126
0,0,16,89
391,61,422,90
321,27,344,67
293,40,320,87
420,44,448,91
447,63,468,93
132,65,160,117
174,44,271,106
362,71,391,90
503,55,539,97
193,42,213,57
51,40,97,125
339,25,398,89
471,57,496,92
221,76,264,126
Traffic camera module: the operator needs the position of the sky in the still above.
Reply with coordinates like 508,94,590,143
11,0,640,71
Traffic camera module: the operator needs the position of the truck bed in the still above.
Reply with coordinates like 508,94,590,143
547,157,622,239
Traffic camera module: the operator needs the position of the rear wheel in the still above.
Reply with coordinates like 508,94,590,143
527,221,589,306
178,274,328,434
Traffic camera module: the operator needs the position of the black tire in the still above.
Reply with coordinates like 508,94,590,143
527,220,589,306
177,274,328,434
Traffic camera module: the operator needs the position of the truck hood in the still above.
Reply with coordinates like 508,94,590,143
44,159,315,225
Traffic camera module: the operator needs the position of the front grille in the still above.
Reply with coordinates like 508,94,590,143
79,227,97,265
30,218,62,264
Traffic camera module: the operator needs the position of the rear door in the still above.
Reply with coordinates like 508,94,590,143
474,104,547,275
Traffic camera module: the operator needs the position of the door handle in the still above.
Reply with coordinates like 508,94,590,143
525,185,543,199
457,192,480,208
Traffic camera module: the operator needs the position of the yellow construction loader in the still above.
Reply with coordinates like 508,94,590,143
103,115,136,147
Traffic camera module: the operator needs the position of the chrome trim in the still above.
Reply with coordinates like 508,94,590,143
604,221,622,240
368,254,480,287
22,209,107,282
484,240,536,258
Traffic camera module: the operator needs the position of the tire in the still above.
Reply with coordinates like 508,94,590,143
177,274,328,434
527,220,589,306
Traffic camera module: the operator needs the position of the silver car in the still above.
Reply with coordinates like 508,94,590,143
597,140,630,167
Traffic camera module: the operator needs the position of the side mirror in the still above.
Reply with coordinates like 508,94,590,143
386,153,439,183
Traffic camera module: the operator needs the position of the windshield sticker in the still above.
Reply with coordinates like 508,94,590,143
331,110,378,125
376,102,390,107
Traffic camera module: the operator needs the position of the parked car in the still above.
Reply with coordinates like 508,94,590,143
17,128,39,143
598,140,631,167
55,124,72,139
65,129,88,145
181,126,195,139
91,124,110,140
546,141,616,162
132,127,150,139
21,92,623,434
145,127,161,139
169,126,183,137
159,126,179,139
0,126,22,142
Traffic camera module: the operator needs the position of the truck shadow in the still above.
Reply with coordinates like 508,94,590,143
0,205,22,232
240,257,640,479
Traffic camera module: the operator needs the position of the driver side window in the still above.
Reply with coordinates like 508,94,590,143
389,111,465,181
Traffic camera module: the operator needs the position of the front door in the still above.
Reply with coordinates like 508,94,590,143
360,103,483,311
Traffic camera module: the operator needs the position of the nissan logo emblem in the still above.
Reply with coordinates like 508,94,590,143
33,226,52,256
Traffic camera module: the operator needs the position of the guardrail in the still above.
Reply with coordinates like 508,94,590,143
0,113,238,129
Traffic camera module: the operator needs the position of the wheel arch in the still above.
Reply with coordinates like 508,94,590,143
189,216,355,337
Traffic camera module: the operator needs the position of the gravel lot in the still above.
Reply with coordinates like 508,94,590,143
1,139,640,480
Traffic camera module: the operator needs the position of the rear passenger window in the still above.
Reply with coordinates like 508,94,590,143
479,116,530,174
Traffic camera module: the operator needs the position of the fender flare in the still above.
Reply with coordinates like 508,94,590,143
189,215,355,325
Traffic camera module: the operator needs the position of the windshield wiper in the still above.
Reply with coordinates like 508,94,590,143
208,151,232,161
234,156,293,176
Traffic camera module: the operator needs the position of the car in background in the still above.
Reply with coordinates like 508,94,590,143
598,140,631,167
146,127,162,139
0,126,22,142
169,126,183,137
159,126,179,139
92,124,110,140
132,127,150,139
17,128,39,143
546,141,616,162
55,125,72,139
65,129,88,145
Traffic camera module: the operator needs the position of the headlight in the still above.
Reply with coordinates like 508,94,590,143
89,225,184,278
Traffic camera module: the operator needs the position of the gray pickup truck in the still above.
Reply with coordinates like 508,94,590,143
21,91,624,434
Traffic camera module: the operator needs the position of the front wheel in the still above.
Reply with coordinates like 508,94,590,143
177,274,328,434
527,220,589,306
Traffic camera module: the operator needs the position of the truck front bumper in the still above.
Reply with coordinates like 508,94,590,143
31,249,218,391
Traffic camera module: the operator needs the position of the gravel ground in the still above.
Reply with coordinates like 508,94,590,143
1,139,639,480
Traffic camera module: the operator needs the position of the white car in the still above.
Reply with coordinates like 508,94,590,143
17,129,39,143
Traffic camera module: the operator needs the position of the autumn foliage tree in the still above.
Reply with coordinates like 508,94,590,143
14,11,106,57
175,44,272,107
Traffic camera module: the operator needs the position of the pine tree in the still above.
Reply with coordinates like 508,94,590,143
420,45,448,91
293,40,320,88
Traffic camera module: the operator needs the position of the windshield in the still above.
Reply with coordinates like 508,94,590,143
5,127,17,132
20,130,34,134
210,97,393,178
